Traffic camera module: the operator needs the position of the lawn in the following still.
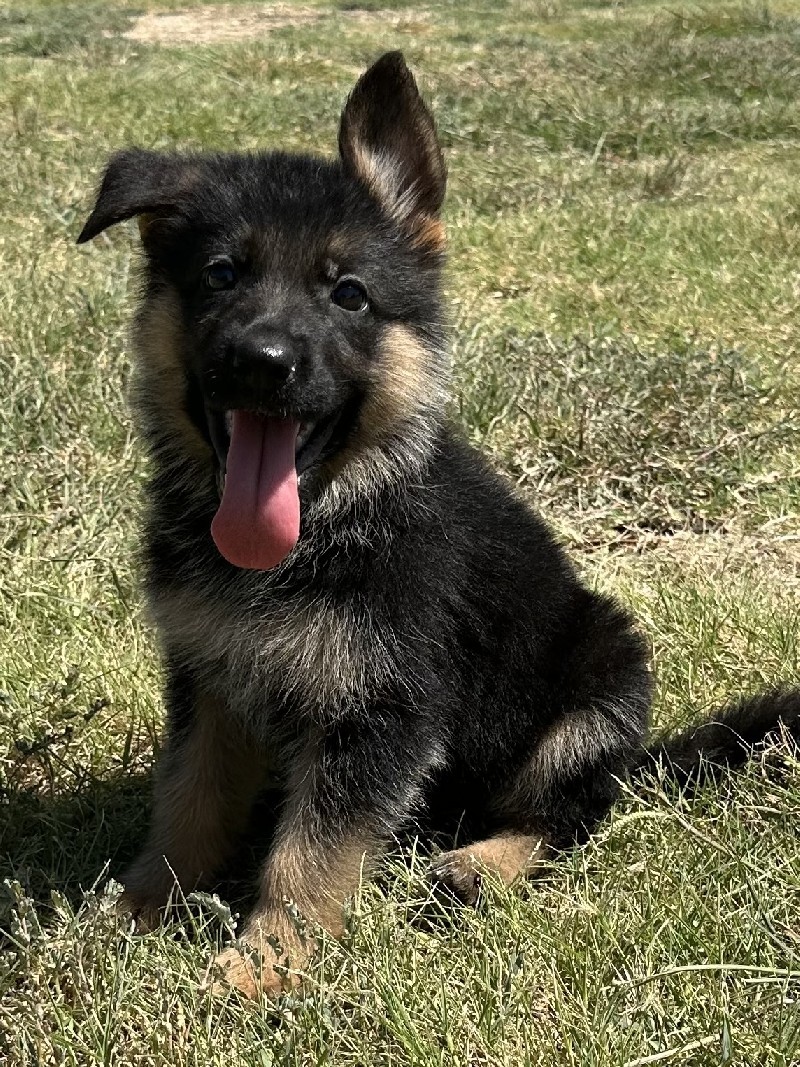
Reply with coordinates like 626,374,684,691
1,0,799,1063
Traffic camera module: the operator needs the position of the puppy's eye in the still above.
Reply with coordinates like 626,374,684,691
203,261,237,291
332,279,369,312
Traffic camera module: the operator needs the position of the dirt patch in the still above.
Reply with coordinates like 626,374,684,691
125,5,322,45
124,4,432,45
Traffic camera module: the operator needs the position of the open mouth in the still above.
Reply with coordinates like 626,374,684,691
206,402,354,488
204,400,356,571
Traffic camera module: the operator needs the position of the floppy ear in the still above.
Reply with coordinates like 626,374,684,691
76,149,187,244
339,52,447,239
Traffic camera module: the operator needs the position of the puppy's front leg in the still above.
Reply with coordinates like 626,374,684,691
122,665,267,926
215,719,439,998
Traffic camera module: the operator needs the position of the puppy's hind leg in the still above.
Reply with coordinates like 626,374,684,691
430,711,638,906
433,595,652,904
431,832,549,906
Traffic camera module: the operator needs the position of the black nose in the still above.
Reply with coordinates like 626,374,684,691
229,329,298,383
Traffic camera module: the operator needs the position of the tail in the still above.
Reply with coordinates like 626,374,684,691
634,688,800,786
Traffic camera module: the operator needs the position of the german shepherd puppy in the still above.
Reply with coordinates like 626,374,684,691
78,52,799,998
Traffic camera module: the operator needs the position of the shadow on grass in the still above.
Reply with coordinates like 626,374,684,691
0,771,287,937
0,773,150,908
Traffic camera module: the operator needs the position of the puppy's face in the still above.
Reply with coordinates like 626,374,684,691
79,53,448,571
143,155,433,491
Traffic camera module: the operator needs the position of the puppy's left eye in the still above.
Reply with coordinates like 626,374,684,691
203,261,237,291
332,279,369,312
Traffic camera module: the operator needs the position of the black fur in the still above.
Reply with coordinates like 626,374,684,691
640,687,800,786
78,51,799,993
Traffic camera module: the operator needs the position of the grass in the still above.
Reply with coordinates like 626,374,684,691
0,0,799,1063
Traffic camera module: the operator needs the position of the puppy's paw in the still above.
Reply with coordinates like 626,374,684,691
116,890,166,933
118,852,189,930
212,929,306,1000
429,848,482,906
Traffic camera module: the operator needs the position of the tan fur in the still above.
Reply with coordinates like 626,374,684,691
215,741,372,997
462,833,548,882
121,692,267,922
322,322,446,493
254,832,369,937
410,214,446,253
364,323,446,441
433,833,548,906
348,144,412,224
131,287,212,474
522,703,639,799
213,941,299,999
345,141,448,249
216,832,370,997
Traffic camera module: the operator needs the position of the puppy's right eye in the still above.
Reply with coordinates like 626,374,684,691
332,279,369,312
203,261,237,291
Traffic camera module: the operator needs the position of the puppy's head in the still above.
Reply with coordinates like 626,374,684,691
78,52,448,571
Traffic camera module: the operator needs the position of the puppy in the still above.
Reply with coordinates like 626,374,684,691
78,51,800,998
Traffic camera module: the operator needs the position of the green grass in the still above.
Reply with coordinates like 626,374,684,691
1,0,799,1063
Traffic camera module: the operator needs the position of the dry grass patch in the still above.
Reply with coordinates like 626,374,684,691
124,4,433,46
124,4,323,44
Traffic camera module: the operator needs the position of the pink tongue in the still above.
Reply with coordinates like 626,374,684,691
211,411,300,570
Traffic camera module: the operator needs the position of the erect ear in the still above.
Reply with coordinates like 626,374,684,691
339,52,447,244
76,148,190,244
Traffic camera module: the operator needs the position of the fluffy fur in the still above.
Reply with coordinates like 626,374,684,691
77,52,800,998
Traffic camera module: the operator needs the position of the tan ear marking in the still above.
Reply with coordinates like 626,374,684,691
410,214,447,252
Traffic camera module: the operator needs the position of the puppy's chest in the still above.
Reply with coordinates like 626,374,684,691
149,580,401,714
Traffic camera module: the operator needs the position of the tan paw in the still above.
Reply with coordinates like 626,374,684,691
430,834,547,905
212,934,306,1000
